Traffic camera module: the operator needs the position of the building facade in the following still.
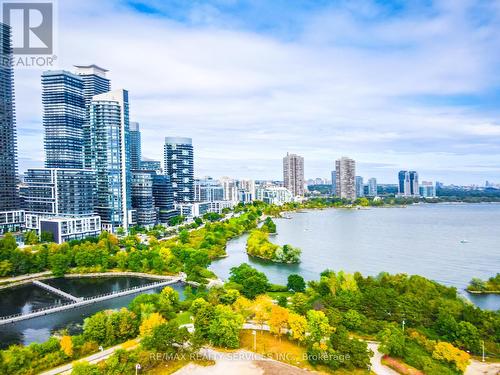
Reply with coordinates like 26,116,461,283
355,176,364,198
129,122,141,170
283,153,305,196
0,210,25,235
22,168,96,216
91,89,134,232
398,170,419,196
0,23,19,212
164,137,194,203
74,65,111,169
195,177,224,202
368,178,377,196
42,71,85,169
141,159,162,173
331,170,337,196
40,215,101,244
131,171,156,227
152,173,176,223
335,157,356,200
420,181,436,198
255,186,293,205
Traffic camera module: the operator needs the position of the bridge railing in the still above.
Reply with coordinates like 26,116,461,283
0,278,180,321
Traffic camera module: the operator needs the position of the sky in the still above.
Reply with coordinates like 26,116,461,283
12,0,500,184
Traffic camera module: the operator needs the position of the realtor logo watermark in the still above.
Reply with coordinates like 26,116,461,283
2,0,57,67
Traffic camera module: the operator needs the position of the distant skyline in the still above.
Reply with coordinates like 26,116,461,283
12,0,500,184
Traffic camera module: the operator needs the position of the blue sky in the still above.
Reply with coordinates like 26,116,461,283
13,0,500,184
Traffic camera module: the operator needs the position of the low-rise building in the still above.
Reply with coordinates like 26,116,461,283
39,215,101,244
420,181,436,198
255,186,293,205
0,210,25,235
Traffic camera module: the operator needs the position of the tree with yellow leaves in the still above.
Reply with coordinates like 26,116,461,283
232,296,253,319
139,312,166,337
288,312,307,344
269,305,289,340
252,295,273,331
60,335,73,357
432,341,470,373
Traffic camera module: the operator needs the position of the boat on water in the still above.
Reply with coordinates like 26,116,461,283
460,240,469,244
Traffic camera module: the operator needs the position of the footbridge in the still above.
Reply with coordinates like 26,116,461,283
0,276,182,325
33,280,83,302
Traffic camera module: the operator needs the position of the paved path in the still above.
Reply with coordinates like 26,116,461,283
366,342,399,375
173,348,309,375
39,341,139,375
465,359,500,375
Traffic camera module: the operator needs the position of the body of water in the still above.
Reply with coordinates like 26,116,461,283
0,277,185,348
210,203,500,310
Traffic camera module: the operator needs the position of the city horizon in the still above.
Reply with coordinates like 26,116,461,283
10,1,500,185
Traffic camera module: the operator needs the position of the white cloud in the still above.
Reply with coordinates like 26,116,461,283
13,0,500,184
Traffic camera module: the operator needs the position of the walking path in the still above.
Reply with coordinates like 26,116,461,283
366,342,399,375
33,280,83,302
0,276,182,325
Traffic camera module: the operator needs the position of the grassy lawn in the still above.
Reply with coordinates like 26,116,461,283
172,311,193,325
266,291,293,299
145,358,215,374
239,330,373,375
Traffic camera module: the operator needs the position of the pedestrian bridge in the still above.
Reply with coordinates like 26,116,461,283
33,280,83,302
0,276,182,325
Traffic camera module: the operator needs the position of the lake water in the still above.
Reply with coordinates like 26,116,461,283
0,277,185,348
1,204,498,348
210,203,500,311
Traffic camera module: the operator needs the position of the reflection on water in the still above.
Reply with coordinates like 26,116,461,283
45,276,160,298
0,284,68,317
0,279,185,348
210,204,500,311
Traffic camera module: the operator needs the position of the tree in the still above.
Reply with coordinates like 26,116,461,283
49,252,71,277
83,311,108,344
455,321,480,352
142,321,190,354
190,298,215,342
291,292,310,315
378,325,405,358
0,233,17,252
287,274,306,292
71,362,101,375
261,217,277,233
169,215,185,226
140,312,166,337
60,335,73,357
232,296,253,319
40,231,54,243
342,309,364,331
0,260,13,277
229,263,269,299
432,342,470,373
252,295,273,330
23,231,39,245
269,305,289,339
329,325,372,369
158,286,180,318
277,295,288,307
307,310,331,344
179,230,190,244
208,305,244,348
288,312,308,344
